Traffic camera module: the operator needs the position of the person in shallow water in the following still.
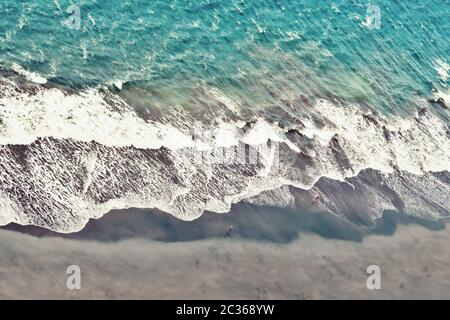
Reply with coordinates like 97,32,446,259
312,195,321,206
225,226,234,238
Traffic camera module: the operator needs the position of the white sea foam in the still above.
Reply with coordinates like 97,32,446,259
114,80,123,90
0,83,193,149
0,79,449,232
0,80,297,152
0,193,21,226
433,88,450,107
295,99,450,176
11,63,47,84
435,58,449,82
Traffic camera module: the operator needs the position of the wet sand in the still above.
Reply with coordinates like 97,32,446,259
0,208,449,299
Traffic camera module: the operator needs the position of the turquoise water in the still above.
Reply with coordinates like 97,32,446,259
0,0,448,115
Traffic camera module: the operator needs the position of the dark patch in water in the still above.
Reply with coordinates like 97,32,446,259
328,134,352,173
428,97,447,110
363,114,380,126
382,125,391,141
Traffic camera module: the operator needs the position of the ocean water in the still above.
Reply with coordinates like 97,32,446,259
1,1,449,110
0,0,449,232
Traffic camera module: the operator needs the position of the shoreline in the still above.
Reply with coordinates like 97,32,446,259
2,203,447,244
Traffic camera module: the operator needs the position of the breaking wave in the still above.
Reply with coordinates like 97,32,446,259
0,72,449,232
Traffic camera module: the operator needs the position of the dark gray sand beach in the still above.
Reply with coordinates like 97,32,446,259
1,206,450,299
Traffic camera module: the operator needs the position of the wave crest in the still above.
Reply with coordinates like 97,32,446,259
0,78,449,232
